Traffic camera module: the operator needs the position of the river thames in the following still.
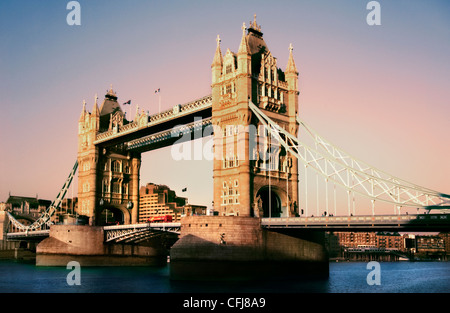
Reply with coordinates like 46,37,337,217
0,260,448,293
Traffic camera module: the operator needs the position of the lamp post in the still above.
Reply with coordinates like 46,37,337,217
99,198,105,225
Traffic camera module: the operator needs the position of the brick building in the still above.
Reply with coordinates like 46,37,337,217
139,183,187,223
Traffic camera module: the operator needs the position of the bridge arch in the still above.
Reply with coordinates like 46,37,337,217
96,204,130,226
256,186,288,218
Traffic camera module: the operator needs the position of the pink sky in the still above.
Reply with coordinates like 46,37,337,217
1,1,449,215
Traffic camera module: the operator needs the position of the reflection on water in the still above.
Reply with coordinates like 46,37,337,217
0,260,448,293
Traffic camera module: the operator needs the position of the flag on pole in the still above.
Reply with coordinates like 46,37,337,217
182,188,187,192
123,100,131,105
155,88,161,113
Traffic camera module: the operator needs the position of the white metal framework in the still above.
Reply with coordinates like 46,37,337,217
104,223,181,243
249,101,450,213
6,161,79,232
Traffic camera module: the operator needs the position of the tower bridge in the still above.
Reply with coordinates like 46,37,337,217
2,16,449,279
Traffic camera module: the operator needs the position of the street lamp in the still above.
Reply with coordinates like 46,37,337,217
99,198,105,224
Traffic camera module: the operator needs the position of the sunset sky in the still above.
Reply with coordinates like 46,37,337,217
1,0,449,215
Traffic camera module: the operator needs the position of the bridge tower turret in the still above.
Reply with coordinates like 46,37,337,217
77,88,141,226
211,16,300,218
77,98,101,225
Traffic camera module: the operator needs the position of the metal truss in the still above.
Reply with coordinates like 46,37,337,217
7,161,79,232
104,223,181,243
95,95,212,144
127,118,212,151
249,101,450,211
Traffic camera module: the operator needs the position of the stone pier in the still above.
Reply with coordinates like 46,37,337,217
36,225,167,266
170,216,329,281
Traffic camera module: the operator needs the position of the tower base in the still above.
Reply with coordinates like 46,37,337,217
170,216,329,281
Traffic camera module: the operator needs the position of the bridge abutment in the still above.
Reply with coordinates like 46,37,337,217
170,216,329,281
36,225,168,266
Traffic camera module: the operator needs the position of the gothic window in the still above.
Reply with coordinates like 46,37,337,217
227,125,233,136
227,155,234,168
226,64,232,74
103,181,110,193
226,84,232,94
271,70,274,81
112,182,120,194
112,160,121,173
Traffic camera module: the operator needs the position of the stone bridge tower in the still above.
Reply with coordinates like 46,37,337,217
77,87,140,226
211,16,299,218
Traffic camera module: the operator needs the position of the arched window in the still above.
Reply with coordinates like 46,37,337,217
112,160,121,173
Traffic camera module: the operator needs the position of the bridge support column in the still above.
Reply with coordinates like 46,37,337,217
170,216,329,281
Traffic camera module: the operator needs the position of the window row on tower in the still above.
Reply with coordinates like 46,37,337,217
221,180,240,205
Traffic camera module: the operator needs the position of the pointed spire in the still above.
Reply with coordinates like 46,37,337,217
107,84,117,96
212,34,223,68
249,14,261,33
238,22,250,55
135,104,140,120
92,93,100,116
79,100,87,122
286,43,298,74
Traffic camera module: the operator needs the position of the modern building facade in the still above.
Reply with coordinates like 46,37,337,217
139,183,187,223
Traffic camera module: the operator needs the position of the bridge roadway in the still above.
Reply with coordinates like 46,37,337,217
6,222,182,242
6,213,449,241
262,213,450,232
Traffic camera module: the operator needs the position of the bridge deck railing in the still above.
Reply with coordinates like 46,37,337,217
261,214,449,229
